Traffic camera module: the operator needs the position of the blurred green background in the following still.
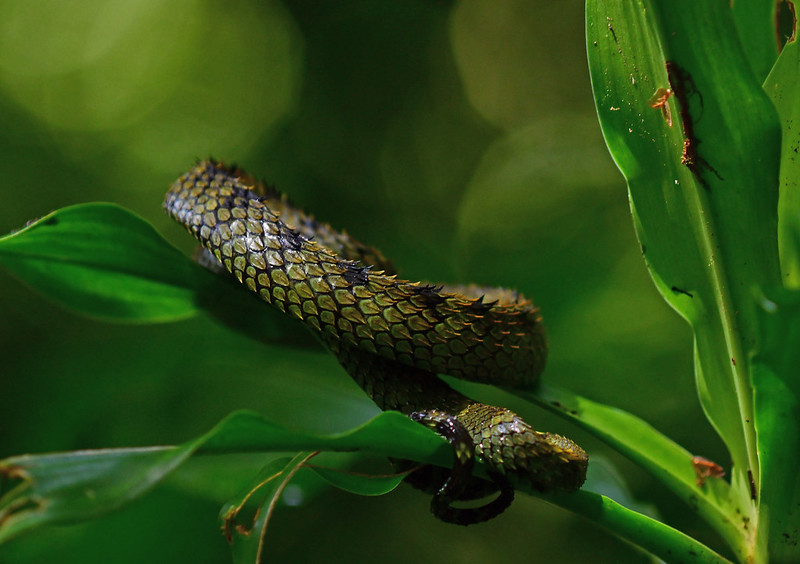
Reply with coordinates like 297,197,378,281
0,1,729,562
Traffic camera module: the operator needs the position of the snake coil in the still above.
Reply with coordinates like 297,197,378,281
165,161,587,524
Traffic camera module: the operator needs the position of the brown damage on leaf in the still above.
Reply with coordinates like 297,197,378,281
0,497,45,528
665,61,723,189
219,452,317,549
691,455,725,487
0,464,44,528
220,508,236,543
1,464,29,481
671,286,694,298
221,504,265,543
0,463,32,497
649,87,674,127
220,485,267,544
549,400,579,416
777,0,797,51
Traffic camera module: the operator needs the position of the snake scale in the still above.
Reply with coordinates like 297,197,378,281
164,161,587,524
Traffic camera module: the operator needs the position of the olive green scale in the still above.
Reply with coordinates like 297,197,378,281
164,161,588,519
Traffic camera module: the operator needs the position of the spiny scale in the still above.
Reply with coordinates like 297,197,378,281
164,161,587,522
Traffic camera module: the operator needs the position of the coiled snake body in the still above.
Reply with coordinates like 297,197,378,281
165,161,587,524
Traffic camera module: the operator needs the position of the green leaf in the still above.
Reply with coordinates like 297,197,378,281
751,289,800,563
764,21,800,287
1,405,729,562
0,446,195,544
731,0,779,82
519,383,742,552
220,453,315,564
0,203,213,322
0,410,448,546
586,5,782,556
0,202,311,346
309,464,406,496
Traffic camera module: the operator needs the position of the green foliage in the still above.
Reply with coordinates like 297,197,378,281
0,203,311,344
764,25,800,286
0,411,444,546
0,206,725,562
222,453,315,564
0,204,213,322
2,1,800,563
587,0,800,561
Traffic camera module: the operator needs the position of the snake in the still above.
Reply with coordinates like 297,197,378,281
164,160,588,525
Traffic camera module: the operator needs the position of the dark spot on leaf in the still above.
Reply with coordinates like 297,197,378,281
671,286,693,298
781,529,798,546
549,401,578,416
665,61,723,189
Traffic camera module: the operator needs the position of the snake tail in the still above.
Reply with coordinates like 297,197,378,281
410,409,515,525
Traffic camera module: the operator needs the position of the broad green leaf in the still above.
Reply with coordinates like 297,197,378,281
220,453,315,564
586,5,782,557
0,203,311,346
0,447,195,545
0,410,448,546
1,406,728,561
751,289,800,563
756,10,800,562
731,0,779,82
0,203,213,322
764,22,800,287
